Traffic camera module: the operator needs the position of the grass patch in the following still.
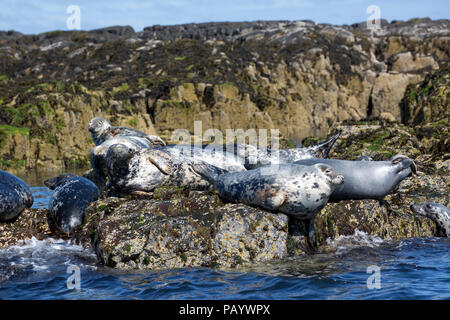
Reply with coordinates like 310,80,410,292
127,118,138,127
118,83,129,92
0,74,8,83
0,124,30,136
0,159,26,168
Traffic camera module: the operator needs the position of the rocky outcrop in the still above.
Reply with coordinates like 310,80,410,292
70,191,288,269
0,19,448,172
2,117,447,268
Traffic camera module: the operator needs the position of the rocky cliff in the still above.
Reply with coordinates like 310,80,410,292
0,18,448,172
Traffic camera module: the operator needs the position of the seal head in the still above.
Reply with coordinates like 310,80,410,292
89,117,166,147
410,202,450,237
295,155,416,201
89,117,111,145
47,175,100,233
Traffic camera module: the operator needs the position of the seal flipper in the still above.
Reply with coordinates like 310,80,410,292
192,162,229,185
265,192,285,210
309,130,341,158
304,218,316,253
146,149,173,175
146,135,166,147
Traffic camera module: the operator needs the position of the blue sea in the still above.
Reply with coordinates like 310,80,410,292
0,170,448,300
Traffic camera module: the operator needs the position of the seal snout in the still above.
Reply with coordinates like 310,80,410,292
410,203,427,216
89,117,110,134
391,155,417,175
316,164,344,186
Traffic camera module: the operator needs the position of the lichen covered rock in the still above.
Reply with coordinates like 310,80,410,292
72,190,289,269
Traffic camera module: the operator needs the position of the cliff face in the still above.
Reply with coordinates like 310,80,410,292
0,19,449,171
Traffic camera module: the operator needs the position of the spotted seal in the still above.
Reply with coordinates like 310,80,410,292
88,117,166,146
105,144,227,193
410,202,450,237
236,131,341,169
160,131,341,172
192,162,344,249
294,155,416,201
45,174,100,233
90,136,154,177
0,170,33,222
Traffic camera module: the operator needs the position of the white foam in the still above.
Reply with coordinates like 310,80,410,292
0,237,97,278
325,229,385,254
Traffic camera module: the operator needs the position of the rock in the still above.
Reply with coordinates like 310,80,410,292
1,19,448,171
390,52,439,73
71,191,289,269
371,72,422,121
0,208,67,248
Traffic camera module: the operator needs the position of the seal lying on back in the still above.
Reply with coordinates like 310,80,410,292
89,117,166,146
45,174,100,233
235,131,341,169
0,170,33,222
410,202,450,237
161,131,341,171
105,144,227,193
294,155,416,201
192,162,344,249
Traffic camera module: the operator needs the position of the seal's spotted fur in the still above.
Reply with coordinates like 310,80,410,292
105,144,227,193
46,175,100,233
192,162,344,249
89,117,166,147
0,170,33,222
410,202,450,237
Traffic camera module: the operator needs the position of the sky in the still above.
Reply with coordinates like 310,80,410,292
1,0,449,34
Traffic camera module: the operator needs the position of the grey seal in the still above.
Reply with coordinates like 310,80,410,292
161,131,341,172
0,170,33,222
89,117,166,146
105,144,226,193
294,155,416,201
410,202,450,237
45,174,100,233
90,136,154,177
90,131,340,180
192,162,344,249
237,131,341,169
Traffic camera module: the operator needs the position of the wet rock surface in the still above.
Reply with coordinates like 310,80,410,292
70,190,289,269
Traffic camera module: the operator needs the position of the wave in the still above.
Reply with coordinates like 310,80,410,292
0,237,97,284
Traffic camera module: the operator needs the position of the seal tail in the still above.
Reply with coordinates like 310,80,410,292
310,130,341,158
192,161,228,184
